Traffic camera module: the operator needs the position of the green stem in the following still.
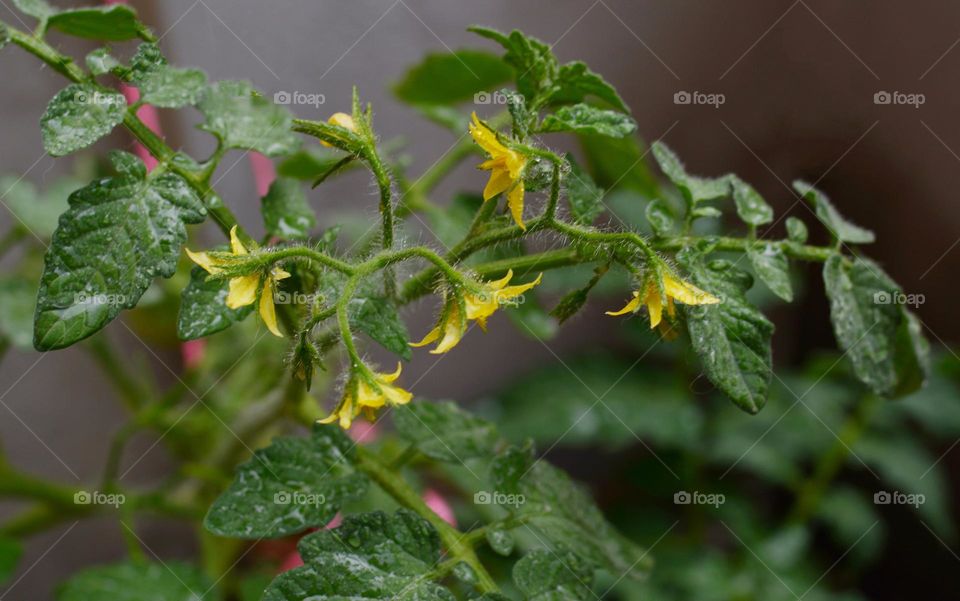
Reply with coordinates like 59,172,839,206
354,446,498,593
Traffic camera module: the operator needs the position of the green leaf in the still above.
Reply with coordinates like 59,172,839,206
794,181,875,244
786,216,808,243
550,60,629,112
652,142,730,207
822,254,929,397
85,48,121,76
469,26,559,102
393,49,513,106
748,242,793,302
491,444,652,580
349,295,411,360
549,264,608,325
41,83,127,157
540,104,636,138
645,198,676,237
140,67,208,109
0,277,35,349
485,528,515,556
12,0,53,20
678,251,774,414
177,266,254,340
729,174,773,226
277,147,352,181
264,510,454,601
205,425,368,538
393,401,498,462
199,80,300,156
56,561,212,601
0,174,76,239
47,5,146,41
513,549,594,601
34,151,207,350
579,133,658,197
260,178,315,240
0,537,21,585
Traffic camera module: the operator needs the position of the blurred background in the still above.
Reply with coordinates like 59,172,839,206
1,0,959,599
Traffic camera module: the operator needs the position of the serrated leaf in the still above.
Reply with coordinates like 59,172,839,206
0,277,35,349
140,67,207,109
349,295,411,360
205,425,368,538
47,5,145,41
12,0,53,20
550,60,629,112
261,178,315,240
645,198,675,237
540,104,636,138
85,48,120,76
729,174,773,226
822,254,929,397
513,549,593,601
748,242,793,302
199,80,300,157
652,142,730,207
41,83,127,157
491,445,652,580
264,510,454,601
34,152,207,350
678,251,774,414
393,49,513,106
469,26,559,102
393,401,498,462
786,216,808,243
565,154,606,225
177,266,253,340
0,536,20,585
56,561,212,601
794,181,874,244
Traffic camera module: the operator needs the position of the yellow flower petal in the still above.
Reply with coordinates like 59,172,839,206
379,362,403,384
329,112,355,131
273,266,291,281
259,279,283,337
487,270,514,291
483,168,513,201
229,225,248,256
663,273,720,306
226,274,259,308
470,112,510,156
605,291,641,316
506,181,526,230
499,272,542,301
410,326,441,348
645,287,664,329
185,248,221,275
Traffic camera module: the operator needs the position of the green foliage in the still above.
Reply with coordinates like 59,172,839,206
349,294,411,360
261,178,315,240
679,250,774,414
199,80,300,156
538,104,636,138
47,5,147,41
56,561,212,601
205,425,368,538
394,49,514,106
823,255,928,397
748,242,794,302
41,84,126,157
512,549,594,600
0,537,21,586
729,174,773,226
394,401,499,462
0,277,36,349
34,152,206,350
177,265,254,340
795,181,875,244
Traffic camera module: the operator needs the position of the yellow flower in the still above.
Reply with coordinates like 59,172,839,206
469,112,528,229
321,112,356,147
607,271,720,329
410,270,543,353
318,363,413,429
185,226,290,337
